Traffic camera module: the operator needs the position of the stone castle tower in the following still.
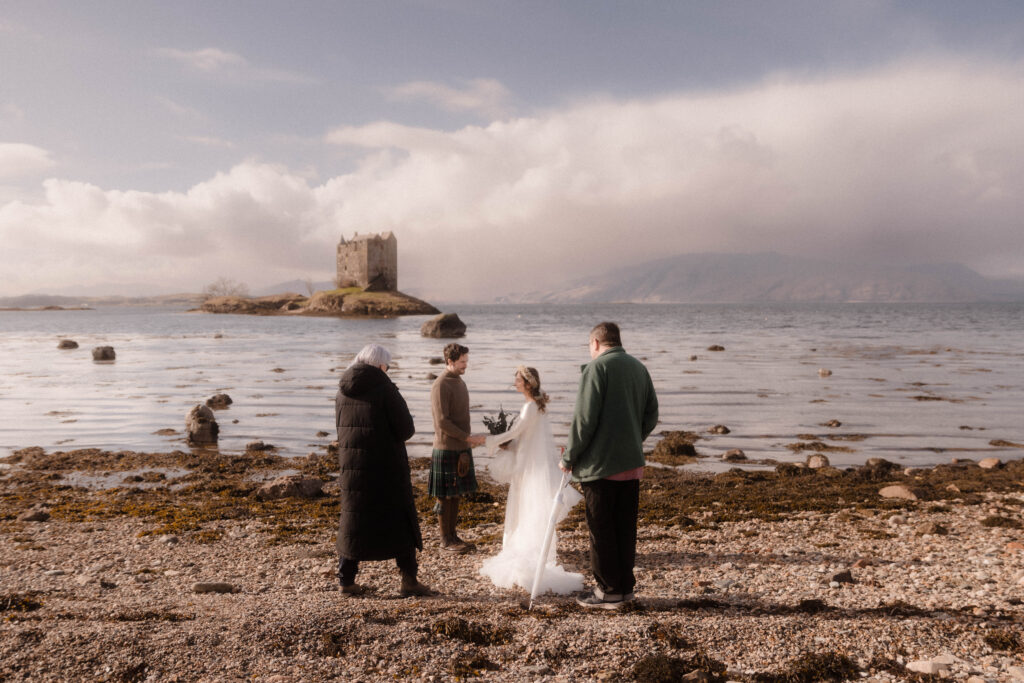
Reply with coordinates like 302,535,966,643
336,232,398,291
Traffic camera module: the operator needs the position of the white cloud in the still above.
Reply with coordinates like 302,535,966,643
2,58,1023,299
0,143,56,181
182,135,235,149
156,47,319,85
385,78,513,118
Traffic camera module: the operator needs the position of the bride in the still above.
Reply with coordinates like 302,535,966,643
481,366,583,595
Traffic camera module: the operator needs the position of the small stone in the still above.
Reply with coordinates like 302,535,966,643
916,522,948,536
17,507,50,522
822,419,842,428
879,485,920,501
708,424,731,434
44,569,65,576
191,582,236,594
852,558,873,569
689,355,698,361
75,574,94,586
831,570,855,584
907,660,947,675
978,457,1002,470
245,440,274,452
1006,541,1024,553
706,345,725,352
721,449,746,462
159,534,180,545
57,339,78,349
164,570,181,577
818,368,832,377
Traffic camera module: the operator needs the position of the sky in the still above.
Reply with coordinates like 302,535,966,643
1,1,1023,301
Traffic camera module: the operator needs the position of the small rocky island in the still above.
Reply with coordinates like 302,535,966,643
197,288,439,317
196,232,439,318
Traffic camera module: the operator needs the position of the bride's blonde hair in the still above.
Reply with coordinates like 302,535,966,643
516,366,549,413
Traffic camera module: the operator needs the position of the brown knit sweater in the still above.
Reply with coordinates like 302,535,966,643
430,370,471,450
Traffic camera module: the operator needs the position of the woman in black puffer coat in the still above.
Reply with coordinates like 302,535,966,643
335,343,436,597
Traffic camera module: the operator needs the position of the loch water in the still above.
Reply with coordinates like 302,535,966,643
1,302,1023,471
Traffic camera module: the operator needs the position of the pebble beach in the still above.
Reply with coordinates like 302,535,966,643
3,446,1024,682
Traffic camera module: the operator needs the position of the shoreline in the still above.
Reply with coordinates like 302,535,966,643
3,447,1024,680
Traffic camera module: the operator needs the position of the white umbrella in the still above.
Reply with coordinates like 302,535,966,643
528,469,573,610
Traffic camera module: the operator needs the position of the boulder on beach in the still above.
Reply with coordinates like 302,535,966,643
91,346,115,361
57,339,78,349
707,345,725,352
879,484,923,501
256,475,323,500
651,431,699,458
806,453,830,469
979,457,1003,469
708,424,731,435
185,404,219,445
420,313,467,338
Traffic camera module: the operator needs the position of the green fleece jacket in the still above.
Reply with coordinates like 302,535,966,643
561,346,659,482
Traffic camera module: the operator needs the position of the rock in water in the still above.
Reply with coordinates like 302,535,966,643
186,404,219,445
57,339,78,349
420,313,467,338
206,393,233,409
92,346,116,361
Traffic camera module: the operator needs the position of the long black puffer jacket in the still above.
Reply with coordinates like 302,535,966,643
334,362,422,560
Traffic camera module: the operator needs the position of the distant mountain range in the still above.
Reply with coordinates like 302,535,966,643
505,253,1024,304
0,292,205,308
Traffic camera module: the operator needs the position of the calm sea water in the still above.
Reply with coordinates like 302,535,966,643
1,303,1023,471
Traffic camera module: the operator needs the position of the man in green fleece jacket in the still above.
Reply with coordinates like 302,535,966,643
561,321,658,609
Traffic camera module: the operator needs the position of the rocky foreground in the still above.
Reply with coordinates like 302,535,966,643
3,447,1024,682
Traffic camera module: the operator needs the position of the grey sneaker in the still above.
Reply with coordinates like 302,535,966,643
576,591,626,610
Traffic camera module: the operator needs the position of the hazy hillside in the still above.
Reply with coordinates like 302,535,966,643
510,253,1024,304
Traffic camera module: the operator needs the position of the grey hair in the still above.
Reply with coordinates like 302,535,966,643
351,343,392,368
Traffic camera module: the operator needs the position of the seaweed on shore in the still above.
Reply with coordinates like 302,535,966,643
750,651,858,683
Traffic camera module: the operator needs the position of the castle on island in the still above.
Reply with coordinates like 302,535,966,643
336,232,397,292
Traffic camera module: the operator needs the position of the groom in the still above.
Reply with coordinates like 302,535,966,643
561,322,658,609
429,343,485,553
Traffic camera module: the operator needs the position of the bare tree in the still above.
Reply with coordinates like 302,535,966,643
302,278,316,297
202,277,249,300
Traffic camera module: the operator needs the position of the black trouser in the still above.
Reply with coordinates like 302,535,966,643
338,550,417,586
581,478,640,596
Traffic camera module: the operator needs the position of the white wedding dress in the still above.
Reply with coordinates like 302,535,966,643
481,401,583,594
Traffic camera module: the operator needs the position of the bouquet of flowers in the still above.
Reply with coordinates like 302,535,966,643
482,406,517,435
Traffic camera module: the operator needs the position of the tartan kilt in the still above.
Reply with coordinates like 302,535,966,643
428,448,478,498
